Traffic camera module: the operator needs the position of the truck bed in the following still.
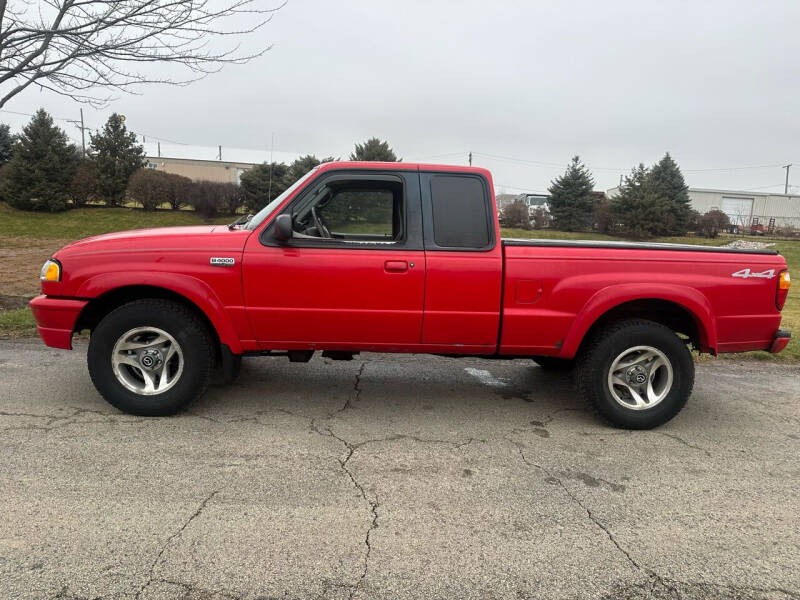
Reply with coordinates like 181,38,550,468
499,238,787,357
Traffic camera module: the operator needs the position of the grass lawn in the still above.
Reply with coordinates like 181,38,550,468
1,201,796,361
0,307,37,336
0,201,231,240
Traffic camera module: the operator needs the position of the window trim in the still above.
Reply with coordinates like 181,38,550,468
259,170,423,251
421,171,496,252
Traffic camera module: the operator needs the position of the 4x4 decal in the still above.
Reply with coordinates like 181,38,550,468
732,268,775,279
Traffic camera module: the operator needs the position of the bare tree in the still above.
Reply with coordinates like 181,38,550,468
0,0,284,108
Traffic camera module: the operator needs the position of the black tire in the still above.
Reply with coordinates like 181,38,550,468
87,299,214,416
576,319,694,429
532,356,574,371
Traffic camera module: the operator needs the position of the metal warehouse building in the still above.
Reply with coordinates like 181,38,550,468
606,186,800,231
687,188,800,230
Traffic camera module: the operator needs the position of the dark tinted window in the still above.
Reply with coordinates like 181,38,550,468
430,175,491,248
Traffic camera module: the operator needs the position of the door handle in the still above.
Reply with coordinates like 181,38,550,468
384,260,408,273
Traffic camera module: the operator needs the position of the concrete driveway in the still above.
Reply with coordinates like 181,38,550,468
0,339,798,600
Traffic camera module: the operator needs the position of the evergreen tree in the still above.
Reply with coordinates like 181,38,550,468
89,113,145,206
0,124,14,166
5,109,78,212
610,164,661,239
349,138,399,161
648,152,693,235
611,154,694,238
547,156,596,231
285,154,335,186
240,162,289,213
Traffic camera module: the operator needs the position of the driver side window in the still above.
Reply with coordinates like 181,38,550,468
291,179,404,244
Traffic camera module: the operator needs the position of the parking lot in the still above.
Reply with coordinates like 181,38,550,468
1,339,798,600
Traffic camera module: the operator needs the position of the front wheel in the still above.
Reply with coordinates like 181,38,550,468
576,319,694,429
87,299,214,416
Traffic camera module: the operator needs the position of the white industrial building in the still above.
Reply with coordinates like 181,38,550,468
686,188,800,230
606,186,800,231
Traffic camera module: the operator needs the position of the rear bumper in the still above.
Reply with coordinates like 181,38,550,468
769,330,791,354
29,295,88,350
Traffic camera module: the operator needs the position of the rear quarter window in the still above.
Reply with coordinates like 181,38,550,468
430,175,492,248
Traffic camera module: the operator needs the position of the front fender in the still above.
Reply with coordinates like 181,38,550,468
76,271,244,354
559,283,717,358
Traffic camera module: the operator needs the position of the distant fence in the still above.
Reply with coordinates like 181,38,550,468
725,214,800,237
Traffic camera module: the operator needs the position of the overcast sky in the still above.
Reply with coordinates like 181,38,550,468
5,0,800,193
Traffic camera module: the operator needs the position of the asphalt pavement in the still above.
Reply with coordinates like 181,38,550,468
0,339,798,600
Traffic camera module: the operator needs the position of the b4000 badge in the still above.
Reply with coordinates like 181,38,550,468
210,257,235,266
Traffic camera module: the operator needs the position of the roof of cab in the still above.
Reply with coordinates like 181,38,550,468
316,160,493,180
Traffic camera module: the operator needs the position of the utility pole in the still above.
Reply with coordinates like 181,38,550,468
67,109,89,157
157,142,161,158
79,108,86,157
784,163,792,194
468,151,472,166
218,145,222,161
619,174,623,187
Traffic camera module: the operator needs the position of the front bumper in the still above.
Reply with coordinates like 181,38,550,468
769,330,792,354
29,295,88,350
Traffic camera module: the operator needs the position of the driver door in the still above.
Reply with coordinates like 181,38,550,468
242,170,426,348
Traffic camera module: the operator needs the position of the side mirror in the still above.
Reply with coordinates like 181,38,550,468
274,214,293,242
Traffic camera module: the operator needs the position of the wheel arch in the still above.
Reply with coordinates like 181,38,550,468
560,284,717,359
74,278,241,354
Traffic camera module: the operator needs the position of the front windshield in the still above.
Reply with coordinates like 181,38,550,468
245,167,319,230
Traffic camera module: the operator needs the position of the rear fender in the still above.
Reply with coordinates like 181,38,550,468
560,284,716,358
76,271,243,354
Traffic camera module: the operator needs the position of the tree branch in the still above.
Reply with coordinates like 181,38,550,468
0,0,285,107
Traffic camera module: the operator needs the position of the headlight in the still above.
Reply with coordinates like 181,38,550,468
40,259,61,282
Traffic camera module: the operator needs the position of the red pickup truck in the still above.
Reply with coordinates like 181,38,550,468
30,162,791,428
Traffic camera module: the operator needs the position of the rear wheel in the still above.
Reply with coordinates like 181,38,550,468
88,299,214,416
576,319,694,429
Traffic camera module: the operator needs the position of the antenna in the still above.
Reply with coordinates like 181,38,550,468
267,132,275,201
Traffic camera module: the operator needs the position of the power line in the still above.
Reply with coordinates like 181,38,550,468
473,150,789,174
1,108,796,175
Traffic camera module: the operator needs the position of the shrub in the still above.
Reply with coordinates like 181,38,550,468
128,169,169,210
165,173,191,210
696,209,730,238
531,207,551,229
184,180,242,218
127,169,192,211
594,198,615,233
70,160,98,207
502,200,531,229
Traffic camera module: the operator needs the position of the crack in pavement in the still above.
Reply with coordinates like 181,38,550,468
603,577,800,599
306,360,492,598
512,441,680,596
153,577,243,600
308,361,378,600
0,406,142,433
135,490,218,600
656,431,712,457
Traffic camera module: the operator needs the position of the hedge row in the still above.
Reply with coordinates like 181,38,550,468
125,169,243,217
